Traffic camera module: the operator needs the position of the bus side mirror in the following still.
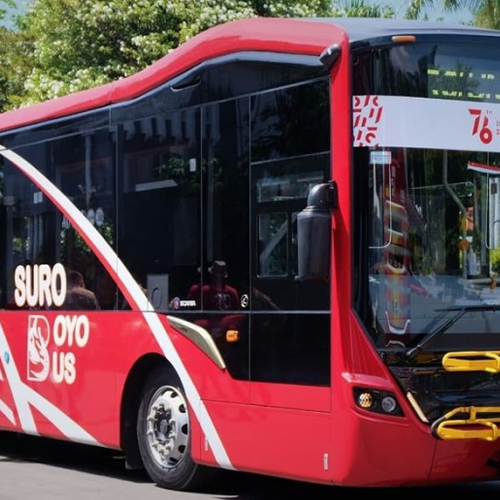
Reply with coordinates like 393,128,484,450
296,182,337,282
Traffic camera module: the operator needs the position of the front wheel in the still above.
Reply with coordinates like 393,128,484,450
137,367,212,490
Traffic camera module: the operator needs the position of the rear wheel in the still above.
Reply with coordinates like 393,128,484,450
137,367,212,490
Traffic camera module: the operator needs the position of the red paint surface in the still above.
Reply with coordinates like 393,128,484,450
202,400,332,482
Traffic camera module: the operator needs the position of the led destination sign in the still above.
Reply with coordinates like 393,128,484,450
428,67,500,103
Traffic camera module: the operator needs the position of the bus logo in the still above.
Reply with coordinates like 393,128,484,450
353,95,383,147
26,314,91,385
27,315,50,382
469,108,493,145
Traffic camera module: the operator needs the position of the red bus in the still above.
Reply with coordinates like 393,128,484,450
2,17,500,489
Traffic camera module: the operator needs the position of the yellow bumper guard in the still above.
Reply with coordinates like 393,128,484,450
432,407,500,441
442,351,500,374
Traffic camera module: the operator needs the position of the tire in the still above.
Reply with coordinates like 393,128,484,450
137,366,212,490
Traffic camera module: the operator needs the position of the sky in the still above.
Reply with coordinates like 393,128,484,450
1,0,28,28
369,0,474,23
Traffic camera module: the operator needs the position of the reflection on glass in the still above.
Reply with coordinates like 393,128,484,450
362,146,500,347
353,42,500,349
259,213,287,276
0,134,117,310
257,169,323,203
119,109,201,310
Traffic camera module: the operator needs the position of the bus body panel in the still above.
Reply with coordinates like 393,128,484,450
200,399,332,483
0,311,164,447
430,440,500,483
249,382,329,413
0,309,253,446
0,311,120,447
331,409,435,486
162,315,250,405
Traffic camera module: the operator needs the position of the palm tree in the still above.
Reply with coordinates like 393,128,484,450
406,0,500,28
337,0,395,17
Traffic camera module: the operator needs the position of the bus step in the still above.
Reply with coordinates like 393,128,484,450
432,406,500,441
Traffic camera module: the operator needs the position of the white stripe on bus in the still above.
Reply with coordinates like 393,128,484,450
0,145,234,470
0,322,98,441
23,384,99,444
0,397,15,425
0,323,37,434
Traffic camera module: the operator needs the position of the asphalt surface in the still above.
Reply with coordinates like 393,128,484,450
1,432,500,499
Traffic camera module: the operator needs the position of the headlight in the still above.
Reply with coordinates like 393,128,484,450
353,387,404,417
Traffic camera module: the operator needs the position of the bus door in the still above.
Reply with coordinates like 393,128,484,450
247,78,331,413
249,158,331,411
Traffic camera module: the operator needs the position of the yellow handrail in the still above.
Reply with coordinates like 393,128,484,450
442,351,500,373
434,406,500,442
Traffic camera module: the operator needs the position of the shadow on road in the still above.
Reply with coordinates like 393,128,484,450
1,431,500,498
207,473,500,500
0,431,149,483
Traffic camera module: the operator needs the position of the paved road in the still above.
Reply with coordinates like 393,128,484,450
1,432,500,499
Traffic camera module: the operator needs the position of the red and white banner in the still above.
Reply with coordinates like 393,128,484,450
354,95,500,153
467,161,500,175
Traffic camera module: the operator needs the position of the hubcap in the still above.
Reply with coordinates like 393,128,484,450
145,385,189,468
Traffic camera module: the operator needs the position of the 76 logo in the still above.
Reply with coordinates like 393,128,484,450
469,108,493,145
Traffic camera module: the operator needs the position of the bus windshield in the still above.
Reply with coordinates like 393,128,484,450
353,41,500,351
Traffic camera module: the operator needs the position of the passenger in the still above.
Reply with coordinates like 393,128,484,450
188,261,239,311
65,270,100,310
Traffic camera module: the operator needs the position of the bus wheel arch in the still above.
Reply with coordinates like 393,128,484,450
120,353,171,470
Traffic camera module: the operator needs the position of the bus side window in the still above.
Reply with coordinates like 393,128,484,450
118,109,202,312
250,79,331,312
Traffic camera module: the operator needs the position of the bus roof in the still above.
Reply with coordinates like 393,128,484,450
321,18,500,44
0,17,498,135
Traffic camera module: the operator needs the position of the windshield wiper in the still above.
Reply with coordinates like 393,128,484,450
405,304,500,360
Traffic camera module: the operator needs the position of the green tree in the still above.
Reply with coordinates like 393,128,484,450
0,22,35,110
0,0,14,23
0,1,35,111
14,0,334,105
337,0,394,17
405,0,494,25
441,0,500,28
0,0,394,109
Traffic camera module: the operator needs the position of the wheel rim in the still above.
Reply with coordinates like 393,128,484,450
145,385,189,468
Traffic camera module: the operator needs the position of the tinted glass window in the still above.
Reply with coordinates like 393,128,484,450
251,80,330,163
0,159,56,309
250,79,330,311
110,55,326,126
0,111,109,150
118,109,201,311
0,131,117,310
51,131,117,310
201,98,250,310
258,212,288,277
251,313,330,386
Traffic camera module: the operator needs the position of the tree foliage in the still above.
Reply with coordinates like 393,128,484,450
434,0,500,28
0,1,35,111
0,0,396,110
12,0,334,105
0,0,14,22
474,0,500,28
405,0,485,23
337,0,394,17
